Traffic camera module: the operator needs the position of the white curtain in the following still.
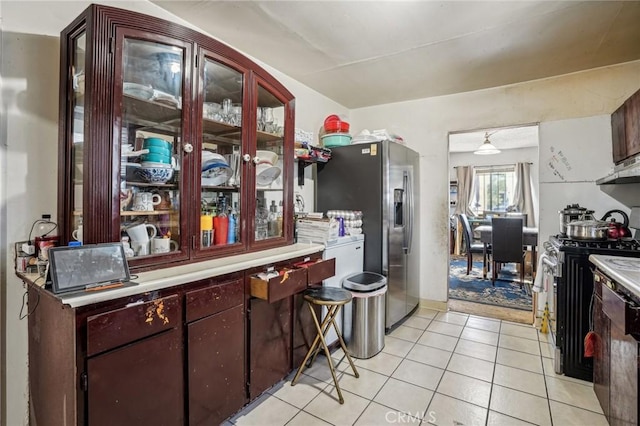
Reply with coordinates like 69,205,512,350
514,162,535,226
454,166,475,217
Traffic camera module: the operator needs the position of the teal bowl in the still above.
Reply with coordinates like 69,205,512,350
143,137,172,150
321,133,352,148
141,153,172,164
145,145,172,157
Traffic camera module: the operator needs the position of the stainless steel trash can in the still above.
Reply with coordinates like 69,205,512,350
342,272,387,359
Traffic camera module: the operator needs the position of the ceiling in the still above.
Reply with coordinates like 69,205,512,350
152,1,640,109
449,124,539,153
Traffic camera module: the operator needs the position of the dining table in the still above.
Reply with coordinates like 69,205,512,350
475,225,539,280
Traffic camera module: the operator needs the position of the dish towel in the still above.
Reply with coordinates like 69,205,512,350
532,253,549,293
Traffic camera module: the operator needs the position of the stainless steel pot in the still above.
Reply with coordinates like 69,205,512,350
559,204,594,235
565,219,610,240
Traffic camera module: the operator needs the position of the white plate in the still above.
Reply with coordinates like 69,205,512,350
123,82,153,100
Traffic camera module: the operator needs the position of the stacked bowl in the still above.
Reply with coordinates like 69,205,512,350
136,137,174,184
255,150,281,186
141,138,173,164
202,151,232,186
321,114,352,148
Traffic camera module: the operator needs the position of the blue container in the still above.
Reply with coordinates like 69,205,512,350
141,153,172,164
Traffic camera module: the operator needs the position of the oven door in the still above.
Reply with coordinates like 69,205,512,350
541,254,561,373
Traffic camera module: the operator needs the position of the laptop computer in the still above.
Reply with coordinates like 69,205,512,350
47,242,138,294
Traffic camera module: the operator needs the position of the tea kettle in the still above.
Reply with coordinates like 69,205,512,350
601,209,631,239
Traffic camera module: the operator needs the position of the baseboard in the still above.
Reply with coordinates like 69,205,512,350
419,299,447,312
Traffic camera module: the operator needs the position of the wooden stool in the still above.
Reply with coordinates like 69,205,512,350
291,287,359,404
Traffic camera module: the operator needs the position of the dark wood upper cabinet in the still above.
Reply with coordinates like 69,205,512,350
57,4,295,271
612,104,627,164
612,88,640,164
625,89,640,162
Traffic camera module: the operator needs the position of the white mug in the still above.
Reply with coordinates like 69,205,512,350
126,223,157,244
131,241,149,257
132,192,162,211
151,237,179,254
72,225,83,242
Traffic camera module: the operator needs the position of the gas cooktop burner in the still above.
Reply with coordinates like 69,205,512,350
551,235,640,251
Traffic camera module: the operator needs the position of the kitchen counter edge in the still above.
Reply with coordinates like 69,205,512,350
589,254,640,298
17,243,325,308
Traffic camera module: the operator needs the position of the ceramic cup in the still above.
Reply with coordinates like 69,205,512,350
132,192,162,211
126,223,157,246
131,241,150,256
72,225,83,242
151,237,179,254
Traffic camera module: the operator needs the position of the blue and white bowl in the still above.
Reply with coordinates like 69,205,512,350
136,166,174,184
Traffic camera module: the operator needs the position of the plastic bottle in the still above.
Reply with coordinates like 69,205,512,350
214,194,228,245
268,200,278,237
227,205,236,244
201,214,213,247
277,201,283,237
232,202,240,242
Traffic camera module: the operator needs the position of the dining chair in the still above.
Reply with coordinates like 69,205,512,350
490,217,525,287
458,214,486,275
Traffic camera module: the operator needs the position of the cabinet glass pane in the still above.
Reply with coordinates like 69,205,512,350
120,38,184,258
255,84,285,241
199,58,242,249
71,31,86,240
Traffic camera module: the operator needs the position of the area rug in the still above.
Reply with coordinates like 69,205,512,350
449,258,533,311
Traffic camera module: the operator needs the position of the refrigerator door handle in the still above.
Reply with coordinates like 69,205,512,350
402,172,409,253
406,171,414,253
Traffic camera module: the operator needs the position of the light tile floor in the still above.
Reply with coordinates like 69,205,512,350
229,308,608,425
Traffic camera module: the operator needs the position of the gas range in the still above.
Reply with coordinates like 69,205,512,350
547,233,640,381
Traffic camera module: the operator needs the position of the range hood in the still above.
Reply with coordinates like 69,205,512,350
596,155,640,185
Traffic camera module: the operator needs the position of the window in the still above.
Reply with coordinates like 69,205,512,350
471,165,515,214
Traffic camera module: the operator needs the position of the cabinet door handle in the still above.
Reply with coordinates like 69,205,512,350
242,154,251,163
183,143,193,153
253,156,260,164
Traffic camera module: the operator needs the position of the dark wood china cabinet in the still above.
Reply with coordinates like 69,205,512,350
58,4,295,270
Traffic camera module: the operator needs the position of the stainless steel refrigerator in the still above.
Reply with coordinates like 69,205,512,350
317,141,420,330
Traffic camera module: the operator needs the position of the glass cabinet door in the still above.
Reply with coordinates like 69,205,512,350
254,84,285,242
197,56,244,251
119,37,189,260
70,30,86,243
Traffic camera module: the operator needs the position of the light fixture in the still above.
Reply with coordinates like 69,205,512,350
474,132,501,155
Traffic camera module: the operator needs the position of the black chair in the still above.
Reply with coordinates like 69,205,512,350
458,214,486,275
491,217,525,287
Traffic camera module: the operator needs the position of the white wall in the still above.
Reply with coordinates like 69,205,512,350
351,61,640,304
538,115,640,245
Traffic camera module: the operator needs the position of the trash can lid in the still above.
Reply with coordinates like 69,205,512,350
342,272,387,292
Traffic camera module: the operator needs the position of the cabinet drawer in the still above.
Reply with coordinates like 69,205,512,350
601,282,640,335
185,278,243,323
295,257,336,284
87,295,181,357
250,268,307,303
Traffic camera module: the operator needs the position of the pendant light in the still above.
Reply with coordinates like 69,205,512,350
474,132,501,155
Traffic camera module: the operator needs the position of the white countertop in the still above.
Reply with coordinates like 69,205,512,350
19,243,324,308
589,254,640,297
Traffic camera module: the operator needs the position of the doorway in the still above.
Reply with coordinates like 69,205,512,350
447,125,540,323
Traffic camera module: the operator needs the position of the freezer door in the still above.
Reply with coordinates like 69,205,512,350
385,142,409,329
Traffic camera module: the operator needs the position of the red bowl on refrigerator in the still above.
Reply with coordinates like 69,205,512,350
324,115,350,133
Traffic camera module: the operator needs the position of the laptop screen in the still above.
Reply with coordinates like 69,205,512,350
48,243,131,294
